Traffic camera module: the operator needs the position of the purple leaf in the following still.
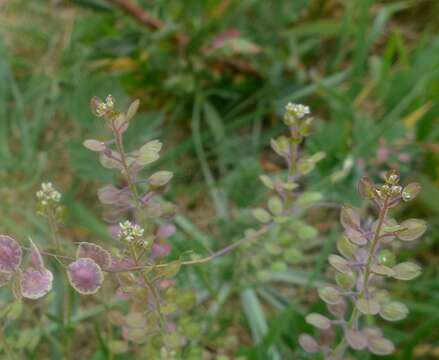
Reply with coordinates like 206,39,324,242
156,224,176,239
67,258,103,295
20,268,53,299
0,272,11,287
151,242,172,258
76,242,111,270
107,256,136,272
0,235,22,273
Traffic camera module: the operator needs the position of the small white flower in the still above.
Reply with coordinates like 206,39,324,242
95,95,115,117
36,182,61,205
118,220,144,243
285,102,310,119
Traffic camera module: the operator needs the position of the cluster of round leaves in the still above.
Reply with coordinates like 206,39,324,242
299,173,427,358
0,236,53,300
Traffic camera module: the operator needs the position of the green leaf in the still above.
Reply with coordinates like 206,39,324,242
355,298,380,315
267,196,283,215
397,219,427,241
137,140,162,166
305,313,331,330
318,286,341,305
328,254,351,273
402,182,421,201
392,262,422,280
379,302,409,321
368,337,395,355
148,171,173,187
252,208,272,223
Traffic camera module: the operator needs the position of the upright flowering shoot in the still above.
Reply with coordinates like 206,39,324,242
249,103,325,281
300,170,427,359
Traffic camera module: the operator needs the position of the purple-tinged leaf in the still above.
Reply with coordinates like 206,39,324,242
305,313,331,330
67,258,103,295
20,268,53,299
0,235,22,273
345,228,367,246
77,242,111,270
98,185,130,207
340,205,360,231
345,328,367,350
379,301,408,321
327,298,347,318
0,272,11,287
107,256,136,272
156,225,176,239
83,139,106,152
328,254,351,274
299,334,319,353
151,242,172,258
148,171,173,188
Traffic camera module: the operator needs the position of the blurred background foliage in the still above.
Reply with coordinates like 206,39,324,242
0,0,438,359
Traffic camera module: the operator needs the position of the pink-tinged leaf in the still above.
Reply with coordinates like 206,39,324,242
29,238,45,272
151,242,172,258
116,287,131,301
0,235,22,273
0,272,11,287
77,242,111,270
97,185,130,207
67,258,103,295
83,139,106,152
156,225,176,239
21,268,53,299
107,256,136,272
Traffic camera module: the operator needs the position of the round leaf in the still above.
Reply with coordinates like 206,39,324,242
83,139,105,152
298,334,319,353
252,208,272,223
397,219,427,241
0,235,22,273
21,268,53,299
368,337,395,355
318,286,341,305
67,258,103,295
328,254,351,274
392,262,422,281
345,328,367,350
76,242,111,270
305,313,331,330
379,302,408,321
355,298,380,315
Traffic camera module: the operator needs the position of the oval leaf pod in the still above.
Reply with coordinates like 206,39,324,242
0,235,22,273
21,268,53,299
67,258,103,295
77,242,111,270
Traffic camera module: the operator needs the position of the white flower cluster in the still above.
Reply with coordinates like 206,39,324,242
36,182,61,206
118,220,144,243
95,95,115,117
285,102,311,119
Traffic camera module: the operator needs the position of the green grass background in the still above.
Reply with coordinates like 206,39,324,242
0,0,438,359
